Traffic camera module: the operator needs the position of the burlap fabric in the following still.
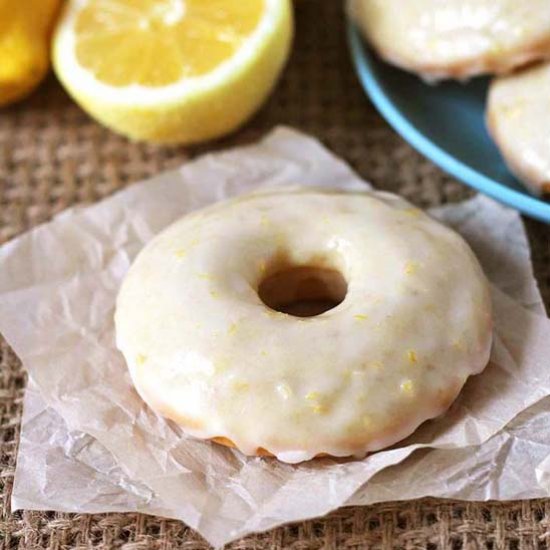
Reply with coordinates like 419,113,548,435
1,1,549,548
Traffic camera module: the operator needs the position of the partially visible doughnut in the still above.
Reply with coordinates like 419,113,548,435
350,0,550,80
488,62,550,197
115,188,492,463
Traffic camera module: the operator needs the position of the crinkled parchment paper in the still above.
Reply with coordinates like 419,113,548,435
1,128,550,548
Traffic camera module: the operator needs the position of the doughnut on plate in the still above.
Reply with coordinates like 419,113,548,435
115,188,492,463
349,0,550,80
488,62,550,198
347,23,550,223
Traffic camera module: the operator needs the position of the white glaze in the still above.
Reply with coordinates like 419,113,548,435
350,0,550,79
488,62,550,196
115,188,492,463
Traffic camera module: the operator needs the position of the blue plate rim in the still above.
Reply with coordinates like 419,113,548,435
347,22,550,224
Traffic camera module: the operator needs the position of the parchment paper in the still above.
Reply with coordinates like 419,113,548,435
1,128,550,548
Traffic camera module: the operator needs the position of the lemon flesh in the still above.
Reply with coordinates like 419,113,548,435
53,0,293,144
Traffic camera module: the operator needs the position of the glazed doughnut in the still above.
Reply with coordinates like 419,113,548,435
115,188,492,463
349,0,550,80
487,62,550,197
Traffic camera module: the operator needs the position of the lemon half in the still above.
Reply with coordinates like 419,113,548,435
53,0,293,144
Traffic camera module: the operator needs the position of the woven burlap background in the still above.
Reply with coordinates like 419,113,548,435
1,1,549,548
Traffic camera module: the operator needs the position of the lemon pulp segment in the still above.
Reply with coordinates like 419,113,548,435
75,0,265,87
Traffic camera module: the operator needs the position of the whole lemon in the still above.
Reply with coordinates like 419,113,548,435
0,0,61,107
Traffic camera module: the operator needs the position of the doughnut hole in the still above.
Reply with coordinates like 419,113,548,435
258,265,348,317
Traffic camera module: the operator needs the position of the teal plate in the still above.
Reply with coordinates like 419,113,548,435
347,23,550,223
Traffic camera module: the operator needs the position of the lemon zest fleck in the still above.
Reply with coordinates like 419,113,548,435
369,360,383,370
265,309,284,318
404,208,421,218
214,359,228,374
501,102,525,119
232,381,250,392
452,338,464,351
404,261,418,275
400,379,414,394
